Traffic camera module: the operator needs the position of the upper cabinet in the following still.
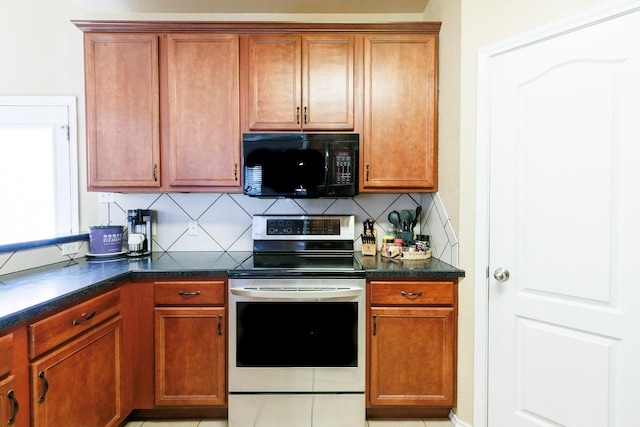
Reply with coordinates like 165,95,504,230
362,34,439,192
84,33,161,190
166,34,240,188
75,22,439,193
82,30,241,192
243,34,355,131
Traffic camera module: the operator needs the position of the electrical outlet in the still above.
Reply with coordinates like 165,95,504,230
98,192,115,203
61,242,81,256
188,221,198,236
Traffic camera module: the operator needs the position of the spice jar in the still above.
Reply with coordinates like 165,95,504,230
415,234,430,252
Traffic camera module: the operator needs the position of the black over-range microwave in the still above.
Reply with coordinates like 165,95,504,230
242,133,359,198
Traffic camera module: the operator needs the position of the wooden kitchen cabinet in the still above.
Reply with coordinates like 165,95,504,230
30,316,123,427
0,332,19,426
243,34,355,131
82,30,241,191
154,280,226,406
367,279,456,418
28,289,123,427
165,34,241,188
84,33,161,190
362,34,439,192
0,375,18,426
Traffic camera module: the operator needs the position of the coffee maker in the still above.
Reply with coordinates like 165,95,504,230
127,209,153,257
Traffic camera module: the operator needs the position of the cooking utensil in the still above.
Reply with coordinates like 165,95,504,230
400,210,413,231
388,211,401,230
410,206,422,230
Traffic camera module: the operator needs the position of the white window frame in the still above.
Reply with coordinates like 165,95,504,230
0,96,79,244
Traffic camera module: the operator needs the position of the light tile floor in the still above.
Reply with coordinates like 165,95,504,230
124,419,453,427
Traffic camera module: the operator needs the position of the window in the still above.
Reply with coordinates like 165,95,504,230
0,97,79,246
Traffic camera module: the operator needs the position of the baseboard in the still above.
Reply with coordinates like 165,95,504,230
449,410,473,427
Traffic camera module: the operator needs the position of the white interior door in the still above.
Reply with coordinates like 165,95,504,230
487,9,640,427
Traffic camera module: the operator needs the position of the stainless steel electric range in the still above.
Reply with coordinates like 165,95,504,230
228,214,365,427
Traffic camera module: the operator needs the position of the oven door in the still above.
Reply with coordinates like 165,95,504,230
228,277,365,393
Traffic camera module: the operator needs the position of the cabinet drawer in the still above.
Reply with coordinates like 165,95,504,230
370,281,455,306
28,288,121,359
154,280,225,305
0,333,12,377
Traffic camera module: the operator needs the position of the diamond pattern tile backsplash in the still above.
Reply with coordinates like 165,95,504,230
0,193,458,276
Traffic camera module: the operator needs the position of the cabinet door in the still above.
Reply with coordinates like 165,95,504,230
362,34,438,191
84,33,161,189
31,317,123,427
0,375,18,426
369,307,454,407
154,307,226,406
302,35,355,130
246,34,301,131
166,34,241,188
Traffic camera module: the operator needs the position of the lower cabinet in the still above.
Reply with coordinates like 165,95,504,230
28,289,123,427
367,280,457,417
30,316,123,427
154,280,226,407
0,375,18,426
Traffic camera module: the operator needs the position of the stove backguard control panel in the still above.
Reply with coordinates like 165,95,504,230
252,215,355,241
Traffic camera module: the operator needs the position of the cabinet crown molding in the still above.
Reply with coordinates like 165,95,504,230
72,20,442,34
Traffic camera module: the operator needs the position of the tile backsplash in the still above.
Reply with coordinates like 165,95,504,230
0,193,458,276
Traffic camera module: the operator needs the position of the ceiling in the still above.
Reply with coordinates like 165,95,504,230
76,0,431,14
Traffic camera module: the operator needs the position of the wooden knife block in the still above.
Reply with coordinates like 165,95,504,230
361,229,377,256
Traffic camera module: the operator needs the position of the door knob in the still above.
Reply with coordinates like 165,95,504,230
493,267,510,282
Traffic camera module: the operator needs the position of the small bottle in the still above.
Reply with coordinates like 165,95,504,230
415,234,430,252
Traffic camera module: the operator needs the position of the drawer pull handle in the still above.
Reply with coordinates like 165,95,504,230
178,290,201,297
7,389,18,425
72,311,96,326
38,371,49,403
401,290,423,297
372,314,377,336
217,314,223,336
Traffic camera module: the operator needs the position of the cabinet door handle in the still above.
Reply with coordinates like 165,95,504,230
365,164,370,181
303,106,308,124
372,314,377,336
217,314,223,336
296,106,300,125
152,163,159,182
234,163,238,181
38,371,49,403
178,290,201,297
7,389,18,425
72,311,96,326
401,290,423,297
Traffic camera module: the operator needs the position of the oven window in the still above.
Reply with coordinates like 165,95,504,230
236,302,358,367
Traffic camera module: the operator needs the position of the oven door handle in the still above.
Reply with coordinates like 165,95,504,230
230,287,363,299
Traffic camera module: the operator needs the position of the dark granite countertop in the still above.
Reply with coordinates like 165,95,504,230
356,253,465,278
0,251,463,330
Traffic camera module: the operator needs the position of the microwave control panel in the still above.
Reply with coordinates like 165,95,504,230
332,150,353,185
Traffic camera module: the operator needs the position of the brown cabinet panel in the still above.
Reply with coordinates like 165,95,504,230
84,33,161,189
245,34,354,131
0,375,18,426
166,34,241,188
369,307,454,407
0,333,12,377
154,307,226,406
30,317,123,427
362,34,438,191
302,35,355,130
246,34,302,131
370,281,455,306
28,288,121,359
154,280,225,306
